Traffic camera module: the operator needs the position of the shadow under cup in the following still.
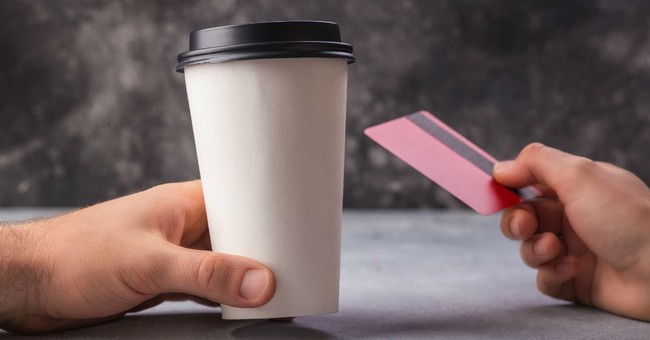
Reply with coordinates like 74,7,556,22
176,21,355,319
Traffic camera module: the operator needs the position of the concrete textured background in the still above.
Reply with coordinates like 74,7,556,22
0,0,649,208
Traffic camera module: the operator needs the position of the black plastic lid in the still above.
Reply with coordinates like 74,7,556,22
176,20,355,72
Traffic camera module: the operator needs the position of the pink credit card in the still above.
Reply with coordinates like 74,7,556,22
364,111,538,215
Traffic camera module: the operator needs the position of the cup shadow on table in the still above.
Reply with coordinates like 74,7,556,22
229,321,337,339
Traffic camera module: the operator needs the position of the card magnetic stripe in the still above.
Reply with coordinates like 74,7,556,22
406,112,538,200
406,112,494,176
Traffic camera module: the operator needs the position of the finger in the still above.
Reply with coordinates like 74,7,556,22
500,204,537,240
136,180,209,247
152,246,276,308
536,256,578,302
520,232,566,268
195,228,213,251
493,143,600,202
161,180,209,247
177,180,209,246
500,200,565,240
187,225,212,251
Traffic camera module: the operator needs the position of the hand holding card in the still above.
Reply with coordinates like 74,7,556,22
364,111,538,215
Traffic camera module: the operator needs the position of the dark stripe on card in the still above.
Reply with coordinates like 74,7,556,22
407,112,494,176
406,112,537,200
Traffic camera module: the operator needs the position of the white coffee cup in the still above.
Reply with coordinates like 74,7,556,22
176,21,355,319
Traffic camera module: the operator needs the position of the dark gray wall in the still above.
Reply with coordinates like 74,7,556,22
1,0,649,208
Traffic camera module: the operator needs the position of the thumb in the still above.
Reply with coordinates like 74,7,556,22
153,246,276,308
493,143,597,202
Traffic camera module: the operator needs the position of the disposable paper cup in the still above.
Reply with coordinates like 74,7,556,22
176,21,355,319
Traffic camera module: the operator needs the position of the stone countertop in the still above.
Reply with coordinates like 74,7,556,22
1,209,649,339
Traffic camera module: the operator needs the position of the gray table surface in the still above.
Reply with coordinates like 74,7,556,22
1,209,649,339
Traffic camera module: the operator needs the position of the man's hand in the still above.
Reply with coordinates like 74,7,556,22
494,143,650,321
0,181,276,334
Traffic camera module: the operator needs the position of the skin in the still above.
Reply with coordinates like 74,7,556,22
2,143,649,332
494,143,650,321
0,181,276,334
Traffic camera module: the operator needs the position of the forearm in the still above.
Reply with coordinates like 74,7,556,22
0,223,42,329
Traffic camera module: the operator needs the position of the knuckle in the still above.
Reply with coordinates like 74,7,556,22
144,184,186,239
520,142,547,159
197,254,232,292
566,156,598,179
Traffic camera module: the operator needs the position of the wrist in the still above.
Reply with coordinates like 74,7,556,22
0,223,45,329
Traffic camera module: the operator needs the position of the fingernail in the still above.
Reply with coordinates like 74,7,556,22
509,217,521,238
533,240,547,256
240,269,268,300
493,160,514,175
556,259,574,275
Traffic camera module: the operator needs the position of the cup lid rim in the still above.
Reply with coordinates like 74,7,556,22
176,20,355,72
